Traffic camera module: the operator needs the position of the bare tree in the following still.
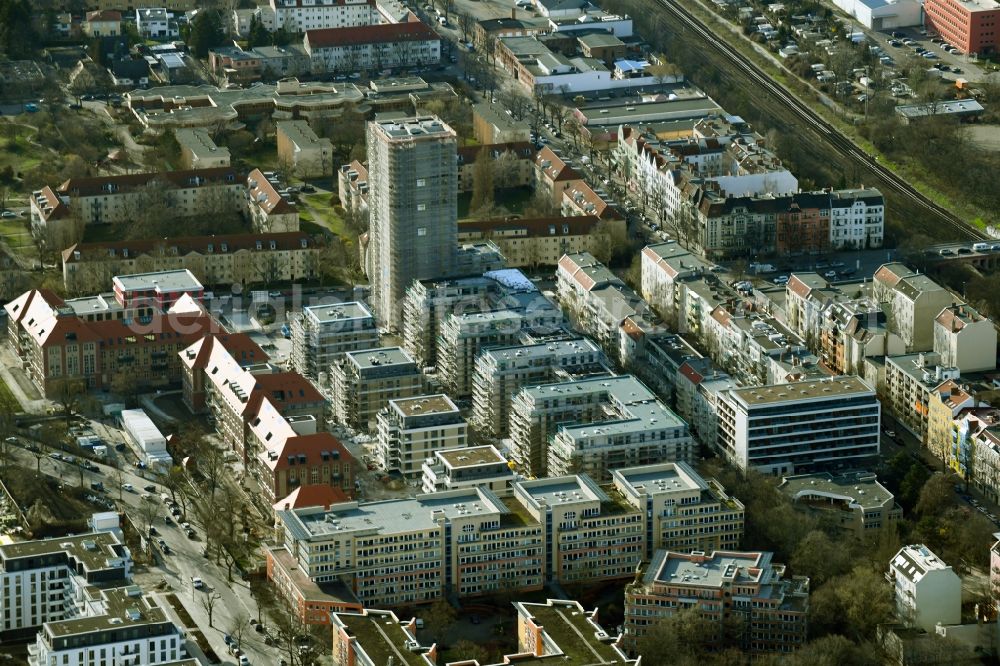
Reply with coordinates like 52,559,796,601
200,590,223,628
227,611,251,648
50,378,86,428
457,11,475,42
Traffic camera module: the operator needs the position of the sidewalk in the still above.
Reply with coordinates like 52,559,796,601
0,345,44,413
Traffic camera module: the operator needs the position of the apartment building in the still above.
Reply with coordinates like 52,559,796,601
674,358,736,449
884,352,960,437
513,476,645,584
62,232,318,294
472,101,532,144
277,120,333,178
330,346,424,431
261,0,379,32
557,252,652,362
888,544,961,632
336,160,369,216
873,263,957,353
190,341,327,460
471,337,607,438
457,215,600,268
270,486,544,616
275,467,741,615
30,168,243,233
716,376,881,474
436,300,565,398
290,302,379,379
830,188,885,249
179,332,268,413
368,117,458,328
615,120,798,223
174,128,230,169
246,169,300,233
933,303,997,373
640,242,714,328
612,462,744,556
376,394,468,477
402,269,559,368
947,408,1000,499
421,444,515,493
248,398,355,506
27,587,186,666
533,146,585,207
4,286,216,398
0,532,131,641
561,181,624,221
331,600,636,666
623,550,809,656
926,380,977,463
779,471,902,533
304,21,441,74
509,374,694,479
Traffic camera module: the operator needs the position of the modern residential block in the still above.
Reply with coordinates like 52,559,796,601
290,302,379,380
330,346,424,431
259,0,379,32
716,376,881,474
612,462,745,557
0,532,131,641
330,599,636,666
624,549,809,656
509,374,694,479
421,444,515,493
367,117,458,328
376,395,468,477
779,471,902,533
888,544,961,632
27,587,187,666
471,337,607,438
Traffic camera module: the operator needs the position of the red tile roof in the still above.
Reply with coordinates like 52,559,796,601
86,9,121,21
244,372,326,421
269,432,353,471
306,21,438,48
273,484,350,511
247,169,296,215
63,231,312,264
58,167,240,198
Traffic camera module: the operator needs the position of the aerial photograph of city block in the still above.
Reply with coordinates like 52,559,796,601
1,0,1000,663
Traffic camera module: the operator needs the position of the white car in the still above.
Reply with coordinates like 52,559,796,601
192,577,204,590
121,483,134,492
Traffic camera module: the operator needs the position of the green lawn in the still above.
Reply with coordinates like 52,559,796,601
0,373,20,413
300,193,347,236
459,186,534,220
0,123,45,175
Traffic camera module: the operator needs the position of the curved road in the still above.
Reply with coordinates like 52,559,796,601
658,0,986,241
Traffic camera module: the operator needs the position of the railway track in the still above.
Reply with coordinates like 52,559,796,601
653,0,987,241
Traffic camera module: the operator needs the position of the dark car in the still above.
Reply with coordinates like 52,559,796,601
957,247,973,254
300,184,316,193
144,484,156,492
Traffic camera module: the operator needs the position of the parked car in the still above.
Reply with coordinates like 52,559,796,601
143,484,156,492
121,483,134,492
192,577,205,589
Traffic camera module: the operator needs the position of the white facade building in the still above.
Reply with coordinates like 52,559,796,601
0,533,131,641
263,0,379,32
135,8,172,39
829,188,885,250
28,587,186,666
120,408,172,467
888,544,961,632
421,445,515,493
376,395,468,477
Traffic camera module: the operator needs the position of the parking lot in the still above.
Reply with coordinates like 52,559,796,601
871,27,988,84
